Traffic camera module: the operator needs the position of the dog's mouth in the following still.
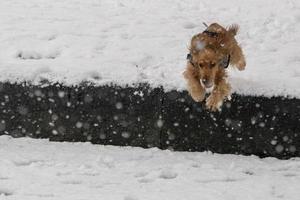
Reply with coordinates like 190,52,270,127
204,83,214,89
200,79,214,89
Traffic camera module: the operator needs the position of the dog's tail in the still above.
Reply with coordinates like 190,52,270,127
227,24,239,36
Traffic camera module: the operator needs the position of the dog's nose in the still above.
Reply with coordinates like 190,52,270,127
202,78,208,85
201,78,213,88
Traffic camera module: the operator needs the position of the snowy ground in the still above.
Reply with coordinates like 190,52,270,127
0,0,300,97
0,136,299,200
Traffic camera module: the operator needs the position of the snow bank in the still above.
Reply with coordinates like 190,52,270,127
0,136,300,200
0,0,300,98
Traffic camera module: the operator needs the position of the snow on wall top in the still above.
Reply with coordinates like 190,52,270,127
0,0,300,98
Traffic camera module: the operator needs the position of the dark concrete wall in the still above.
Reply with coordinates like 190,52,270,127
0,82,299,159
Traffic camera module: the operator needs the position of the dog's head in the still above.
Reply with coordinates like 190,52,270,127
206,23,239,44
190,48,221,89
206,23,227,34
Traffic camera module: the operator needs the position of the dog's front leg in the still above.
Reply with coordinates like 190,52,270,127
206,78,231,111
183,64,205,102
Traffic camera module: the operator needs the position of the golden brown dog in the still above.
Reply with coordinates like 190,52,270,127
183,23,246,111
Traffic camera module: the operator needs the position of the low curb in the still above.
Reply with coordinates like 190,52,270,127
0,82,299,159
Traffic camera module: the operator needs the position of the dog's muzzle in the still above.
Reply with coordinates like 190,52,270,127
201,78,214,89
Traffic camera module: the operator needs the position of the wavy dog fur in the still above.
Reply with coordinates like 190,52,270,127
183,23,246,111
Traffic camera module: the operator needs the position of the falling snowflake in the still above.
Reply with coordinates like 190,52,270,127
58,91,65,98
76,122,83,128
52,130,58,135
121,132,131,139
156,119,164,128
115,102,123,109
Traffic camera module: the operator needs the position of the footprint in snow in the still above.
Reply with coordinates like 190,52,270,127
47,34,57,41
79,171,100,176
182,22,197,29
159,169,178,179
243,170,255,175
283,173,299,177
61,179,83,185
13,159,43,167
0,176,9,180
56,171,72,176
124,195,139,200
190,162,202,168
134,171,148,178
97,156,115,168
0,188,13,196
16,50,60,60
86,71,102,81
38,34,57,41
196,177,241,184
138,178,154,183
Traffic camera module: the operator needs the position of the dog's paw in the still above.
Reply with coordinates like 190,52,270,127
190,90,205,102
206,95,223,111
236,59,246,71
226,94,232,101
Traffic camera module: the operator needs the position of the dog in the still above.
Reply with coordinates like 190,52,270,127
183,23,246,111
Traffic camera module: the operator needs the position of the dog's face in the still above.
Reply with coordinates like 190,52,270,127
191,48,220,89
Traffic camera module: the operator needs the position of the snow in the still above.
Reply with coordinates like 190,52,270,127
0,0,300,98
0,136,300,200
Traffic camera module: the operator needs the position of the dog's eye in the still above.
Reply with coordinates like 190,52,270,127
210,63,216,68
198,63,203,68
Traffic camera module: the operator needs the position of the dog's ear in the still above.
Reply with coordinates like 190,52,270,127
227,24,239,36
